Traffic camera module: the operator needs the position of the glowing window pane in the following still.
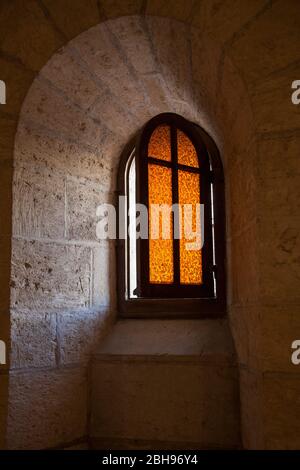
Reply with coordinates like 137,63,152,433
178,170,202,284
177,129,199,168
148,163,173,284
148,125,171,161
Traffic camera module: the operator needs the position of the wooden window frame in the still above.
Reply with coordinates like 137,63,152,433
117,113,226,319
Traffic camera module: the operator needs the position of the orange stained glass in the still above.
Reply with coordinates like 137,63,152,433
148,163,174,284
148,125,171,161
177,129,199,168
178,170,202,284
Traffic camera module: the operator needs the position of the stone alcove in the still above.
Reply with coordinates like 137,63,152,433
9,14,257,449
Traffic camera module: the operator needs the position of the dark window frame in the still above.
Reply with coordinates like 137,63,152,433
117,113,226,318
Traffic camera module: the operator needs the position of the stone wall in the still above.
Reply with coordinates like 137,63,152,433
0,0,299,449
8,13,255,448
91,319,240,449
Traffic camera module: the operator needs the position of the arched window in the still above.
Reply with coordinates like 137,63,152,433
117,113,226,318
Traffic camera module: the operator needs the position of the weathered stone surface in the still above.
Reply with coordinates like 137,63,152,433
259,305,300,373
11,239,92,313
92,243,116,309
0,162,13,238
101,0,143,18
0,0,63,71
239,369,264,449
14,123,120,190
95,319,236,359
147,0,195,22
239,368,300,449
228,1,300,84
258,176,300,303
91,358,240,448
41,48,103,111
0,58,35,117
227,139,257,239
230,303,294,373
7,367,87,449
257,133,300,181
0,373,9,449
146,17,192,103
13,165,65,239
217,56,255,158
66,176,114,241
57,309,111,365
228,304,250,368
190,29,222,111
10,312,56,369
72,24,150,117
250,68,300,134
191,0,266,45
20,78,112,150
43,0,101,40
87,88,138,139
228,222,260,307
0,236,11,314
0,116,18,162
263,372,300,449
108,16,157,75
7,10,300,451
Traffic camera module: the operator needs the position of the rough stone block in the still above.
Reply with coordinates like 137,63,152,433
87,88,137,139
11,238,92,313
191,0,266,45
140,73,173,116
147,0,195,22
263,372,300,449
57,309,111,365
91,358,240,448
7,367,87,449
10,312,57,369
41,47,103,110
250,68,300,134
13,165,65,239
0,0,63,71
66,176,114,241
227,139,257,238
101,0,143,18
240,369,300,449
20,78,110,151
217,56,255,156
239,368,264,449
0,373,9,449
0,58,35,117
14,123,120,190
0,236,11,314
0,161,13,238
107,16,157,75
228,1,300,84
72,24,149,116
0,116,18,162
228,222,260,307
258,180,300,303
42,0,101,40
257,133,300,181
146,17,191,103
95,319,236,359
190,29,222,111
92,242,116,309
